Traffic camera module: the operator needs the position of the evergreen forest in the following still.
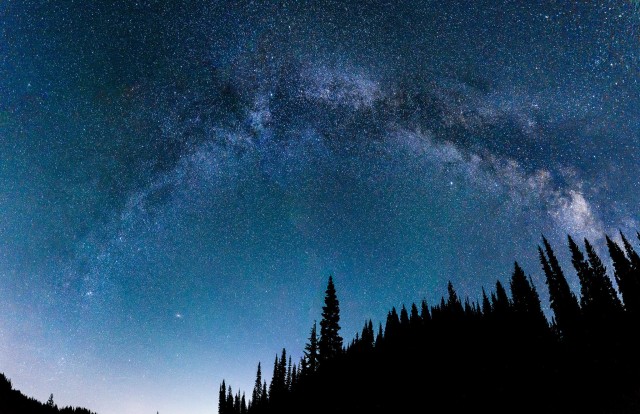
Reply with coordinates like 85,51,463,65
0,372,95,414
219,234,640,414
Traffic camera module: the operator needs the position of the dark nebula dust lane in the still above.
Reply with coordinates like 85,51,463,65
1,1,639,413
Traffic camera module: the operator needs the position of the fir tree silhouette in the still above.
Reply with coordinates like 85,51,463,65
319,276,342,363
569,235,593,311
539,238,581,339
606,235,640,315
492,280,511,317
250,364,262,413
615,233,640,315
420,299,431,322
219,380,226,414
584,239,623,317
446,281,464,319
481,288,492,316
303,321,319,375
400,304,410,326
269,349,288,406
384,307,400,340
226,386,233,414
241,394,247,414
510,262,547,333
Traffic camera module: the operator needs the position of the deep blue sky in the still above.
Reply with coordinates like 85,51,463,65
1,1,639,413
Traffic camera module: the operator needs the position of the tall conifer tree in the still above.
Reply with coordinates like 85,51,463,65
510,262,547,331
241,394,247,414
539,238,581,338
446,281,464,318
251,363,262,412
219,381,227,414
607,236,640,314
319,276,343,362
619,232,640,314
304,321,319,374
260,382,268,407
420,300,431,322
385,308,400,339
492,281,511,316
585,239,623,316
226,386,234,414
568,235,593,310
481,288,492,316
400,305,410,327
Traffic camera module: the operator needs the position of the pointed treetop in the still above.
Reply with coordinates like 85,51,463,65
304,320,319,374
620,231,640,268
539,238,581,338
607,235,640,314
319,275,343,362
410,303,421,326
568,235,592,309
481,288,492,316
584,238,624,316
400,305,410,326
420,299,431,322
510,261,547,330
493,281,510,312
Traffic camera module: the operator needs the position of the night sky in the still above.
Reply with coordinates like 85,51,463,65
1,1,639,413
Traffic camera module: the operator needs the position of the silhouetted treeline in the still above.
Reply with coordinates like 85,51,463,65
220,233,640,414
0,372,95,414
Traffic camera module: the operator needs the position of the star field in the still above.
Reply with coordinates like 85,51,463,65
1,1,639,413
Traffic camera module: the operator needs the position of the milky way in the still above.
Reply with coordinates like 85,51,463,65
1,2,639,413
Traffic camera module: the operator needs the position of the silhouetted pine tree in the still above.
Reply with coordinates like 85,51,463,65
463,298,474,318
446,281,464,320
492,280,511,317
539,238,581,339
568,234,621,335
569,235,593,311
269,349,288,405
621,232,640,269
375,323,383,346
234,392,241,414
319,276,343,363
360,320,374,350
399,305,410,327
607,235,640,315
611,232,640,314
584,239,624,318
219,381,226,414
510,262,547,332
260,381,268,407
410,303,420,326
290,363,298,391
241,394,247,414
384,307,400,340
481,288,492,316
226,386,233,414
303,321,319,375
250,363,262,413
268,356,278,398
420,299,431,322
279,350,287,386
285,357,292,391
